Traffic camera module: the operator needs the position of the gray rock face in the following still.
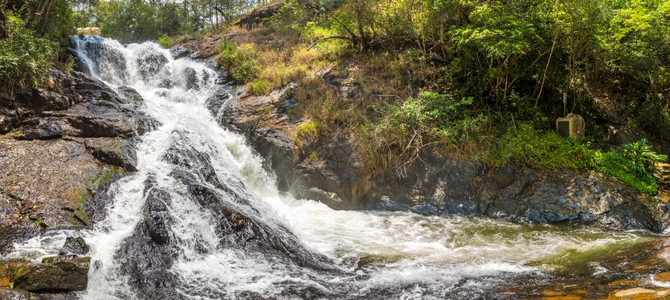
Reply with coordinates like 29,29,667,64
0,69,156,254
12,256,90,292
59,237,89,256
365,159,667,232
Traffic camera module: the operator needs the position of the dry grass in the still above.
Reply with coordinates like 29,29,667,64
221,25,334,95
218,24,461,172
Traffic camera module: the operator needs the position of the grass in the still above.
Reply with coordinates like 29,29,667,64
294,120,323,148
214,22,344,94
157,30,209,48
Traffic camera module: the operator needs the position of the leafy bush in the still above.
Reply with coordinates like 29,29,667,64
215,41,258,83
157,34,176,48
489,128,668,194
247,79,271,95
621,139,668,174
592,139,667,195
360,92,490,171
595,154,655,196
0,13,57,90
489,124,596,171
295,120,323,148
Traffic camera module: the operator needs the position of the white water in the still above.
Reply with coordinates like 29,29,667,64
7,37,657,299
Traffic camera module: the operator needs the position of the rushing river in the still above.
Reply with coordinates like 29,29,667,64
7,37,658,299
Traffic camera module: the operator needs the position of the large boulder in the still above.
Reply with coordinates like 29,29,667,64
59,237,90,256
12,256,90,292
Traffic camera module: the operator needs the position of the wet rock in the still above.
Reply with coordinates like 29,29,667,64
183,67,199,90
654,272,670,283
491,235,670,299
117,227,179,299
117,180,179,299
116,86,144,109
0,259,29,289
59,237,89,256
0,137,103,229
613,288,659,298
366,196,409,211
164,141,337,276
493,166,518,189
302,187,345,209
16,117,77,140
84,138,137,171
169,46,191,59
12,256,90,292
10,70,154,141
0,68,153,249
0,289,30,300
136,52,168,82
144,188,171,245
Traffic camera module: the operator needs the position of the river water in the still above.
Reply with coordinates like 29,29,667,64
7,37,658,299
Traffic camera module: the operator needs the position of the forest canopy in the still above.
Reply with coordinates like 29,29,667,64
74,0,270,42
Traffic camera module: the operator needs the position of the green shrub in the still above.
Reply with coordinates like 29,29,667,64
594,139,667,195
360,92,490,170
215,41,258,83
0,13,57,90
157,34,176,48
621,139,668,173
595,151,658,195
295,121,323,147
247,79,271,95
489,124,596,171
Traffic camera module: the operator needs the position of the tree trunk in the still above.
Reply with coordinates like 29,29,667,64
354,1,367,53
0,5,6,40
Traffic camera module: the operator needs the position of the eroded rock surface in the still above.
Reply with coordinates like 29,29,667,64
0,69,154,254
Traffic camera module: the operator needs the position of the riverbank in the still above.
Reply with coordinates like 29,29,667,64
169,18,670,233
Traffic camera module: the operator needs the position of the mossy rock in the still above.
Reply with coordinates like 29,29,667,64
11,256,90,292
0,259,29,289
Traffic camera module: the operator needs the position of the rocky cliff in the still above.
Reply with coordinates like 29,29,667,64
203,67,670,233
0,70,154,254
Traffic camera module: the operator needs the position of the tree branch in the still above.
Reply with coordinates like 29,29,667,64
307,35,352,50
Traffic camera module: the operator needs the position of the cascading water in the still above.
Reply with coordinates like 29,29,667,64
7,36,659,299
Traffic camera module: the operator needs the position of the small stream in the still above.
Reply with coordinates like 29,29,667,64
6,36,662,299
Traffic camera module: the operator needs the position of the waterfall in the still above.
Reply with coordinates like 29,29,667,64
8,36,653,299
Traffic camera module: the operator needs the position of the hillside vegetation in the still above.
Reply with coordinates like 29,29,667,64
1,0,668,195
0,0,75,90
207,0,669,194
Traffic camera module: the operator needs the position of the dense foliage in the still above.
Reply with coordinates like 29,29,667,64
0,0,75,90
229,0,669,194
75,0,270,42
0,13,57,89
